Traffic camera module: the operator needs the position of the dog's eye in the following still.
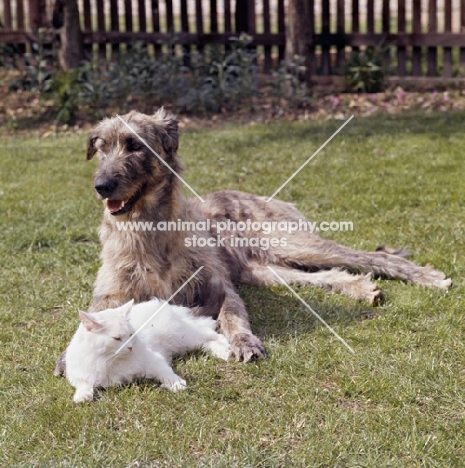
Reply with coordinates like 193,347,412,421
127,139,142,152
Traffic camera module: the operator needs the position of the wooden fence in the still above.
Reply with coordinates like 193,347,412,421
2,0,465,78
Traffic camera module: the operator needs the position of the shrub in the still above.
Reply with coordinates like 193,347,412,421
4,34,311,122
271,56,311,107
345,46,386,93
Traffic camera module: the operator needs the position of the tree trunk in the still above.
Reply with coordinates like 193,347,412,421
285,0,312,83
53,0,84,71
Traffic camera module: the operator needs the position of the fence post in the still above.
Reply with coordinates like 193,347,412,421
28,0,48,30
235,0,248,33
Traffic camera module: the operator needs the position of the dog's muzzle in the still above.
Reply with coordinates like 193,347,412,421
95,176,118,199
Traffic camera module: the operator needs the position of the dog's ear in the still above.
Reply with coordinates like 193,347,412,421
86,125,104,160
86,132,98,160
153,107,179,155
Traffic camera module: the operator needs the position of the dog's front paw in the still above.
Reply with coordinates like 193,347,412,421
161,379,187,392
230,333,265,362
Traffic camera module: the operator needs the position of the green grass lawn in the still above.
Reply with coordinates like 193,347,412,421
1,112,464,467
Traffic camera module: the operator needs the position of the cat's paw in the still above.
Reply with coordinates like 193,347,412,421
203,336,232,361
73,387,94,403
161,379,187,392
215,345,232,361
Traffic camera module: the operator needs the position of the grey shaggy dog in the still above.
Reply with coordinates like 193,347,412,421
55,108,451,371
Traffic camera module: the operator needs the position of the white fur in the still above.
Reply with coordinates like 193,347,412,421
65,299,231,403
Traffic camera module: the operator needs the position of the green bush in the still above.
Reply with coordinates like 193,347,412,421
345,46,386,93
271,56,311,107
4,34,311,121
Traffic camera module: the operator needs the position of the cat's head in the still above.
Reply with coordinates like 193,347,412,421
78,300,135,357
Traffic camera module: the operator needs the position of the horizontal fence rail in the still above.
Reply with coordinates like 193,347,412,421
1,0,465,78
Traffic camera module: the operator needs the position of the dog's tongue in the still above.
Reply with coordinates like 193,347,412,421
107,199,125,213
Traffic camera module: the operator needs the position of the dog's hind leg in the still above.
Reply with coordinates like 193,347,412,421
272,234,451,290
241,262,383,304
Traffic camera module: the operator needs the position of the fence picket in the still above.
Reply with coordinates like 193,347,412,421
3,0,12,29
461,0,465,69
428,0,437,76
412,0,422,76
277,0,285,61
322,0,331,75
260,0,270,71
352,0,359,52
444,0,452,77
337,0,345,74
110,0,120,56
397,0,406,76
151,0,161,56
308,0,316,76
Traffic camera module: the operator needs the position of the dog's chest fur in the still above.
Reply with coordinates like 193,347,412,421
91,207,224,311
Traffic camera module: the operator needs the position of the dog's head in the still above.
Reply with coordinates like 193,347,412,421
86,108,182,216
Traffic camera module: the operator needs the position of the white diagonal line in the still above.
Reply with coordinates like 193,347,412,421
115,266,204,354
266,115,354,202
116,114,205,202
266,266,355,354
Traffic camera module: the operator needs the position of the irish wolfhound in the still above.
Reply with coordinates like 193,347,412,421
55,108,450,371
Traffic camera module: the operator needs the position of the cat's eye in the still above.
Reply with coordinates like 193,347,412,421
113,337,122,341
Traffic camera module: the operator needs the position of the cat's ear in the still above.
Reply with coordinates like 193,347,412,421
79,311,105,333
119,299,134,317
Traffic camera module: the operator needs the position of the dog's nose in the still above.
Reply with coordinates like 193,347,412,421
94,177,117,198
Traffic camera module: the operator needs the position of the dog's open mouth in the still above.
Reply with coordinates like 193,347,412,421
106,186,146,216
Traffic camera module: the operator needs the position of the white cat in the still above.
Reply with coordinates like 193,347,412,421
65,299,231,403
